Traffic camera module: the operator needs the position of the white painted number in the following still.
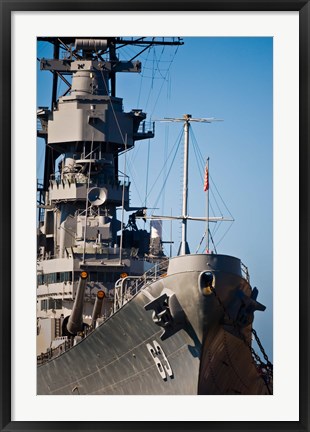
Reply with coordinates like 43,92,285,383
146,340,173,380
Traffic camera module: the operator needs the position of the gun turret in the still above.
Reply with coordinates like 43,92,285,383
66,271,88,335
91,290,105,329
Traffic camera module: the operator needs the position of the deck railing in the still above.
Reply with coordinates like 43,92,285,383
241,262,250,283
113,259,169,312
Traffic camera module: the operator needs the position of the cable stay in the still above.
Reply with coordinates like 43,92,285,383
195,228,218,254
189,124,235,251
135,114,236,256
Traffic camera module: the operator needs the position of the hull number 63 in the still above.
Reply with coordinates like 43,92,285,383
146,340,173,380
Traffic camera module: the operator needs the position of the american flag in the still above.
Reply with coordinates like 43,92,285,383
203,164,209,191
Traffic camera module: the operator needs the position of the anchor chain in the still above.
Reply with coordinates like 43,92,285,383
210,286,273,386
251,328,271,365
251,328,273,374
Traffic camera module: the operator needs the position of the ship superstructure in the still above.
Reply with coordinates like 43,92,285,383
37,37,272,395
37,37,181,355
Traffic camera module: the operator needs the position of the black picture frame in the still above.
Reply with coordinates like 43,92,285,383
1,1,309,431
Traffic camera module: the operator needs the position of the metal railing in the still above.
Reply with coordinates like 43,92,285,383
37,119,48,134
37,337,73,366
113,259,169,312
241,262,250,283
137,120,155,135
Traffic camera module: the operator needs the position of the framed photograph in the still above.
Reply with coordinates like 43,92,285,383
1,1,308,431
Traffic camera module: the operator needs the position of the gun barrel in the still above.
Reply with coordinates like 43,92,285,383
67,271,88,335
91,290,105,328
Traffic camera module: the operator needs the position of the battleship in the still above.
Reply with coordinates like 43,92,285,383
36,37,272,395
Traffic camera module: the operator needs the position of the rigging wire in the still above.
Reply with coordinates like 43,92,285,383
139,41,175,112
94,45,147,205
129,42,177,204
137,45,152,108
144,139,151,208
123,157,145,206
195,227,218,254
209,230,218,253
145,127,183,204
118,41,181,212
190,134,222,245
150,45,180,118
126,46,157,166
214,220,235,248
146,42,169,110
190,127,234,221
210,173,235,220
190,130,219,218
95,42,179,209
95,47,126,144
153,44,167,80
150,131,183,215
190,128,223,241
161,125,169,214
188,126,234,249
192,127,233,221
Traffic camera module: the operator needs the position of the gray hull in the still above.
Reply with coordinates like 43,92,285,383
38,296,200,395
37,254,271,395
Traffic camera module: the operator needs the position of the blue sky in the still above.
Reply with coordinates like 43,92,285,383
37,37,273,361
